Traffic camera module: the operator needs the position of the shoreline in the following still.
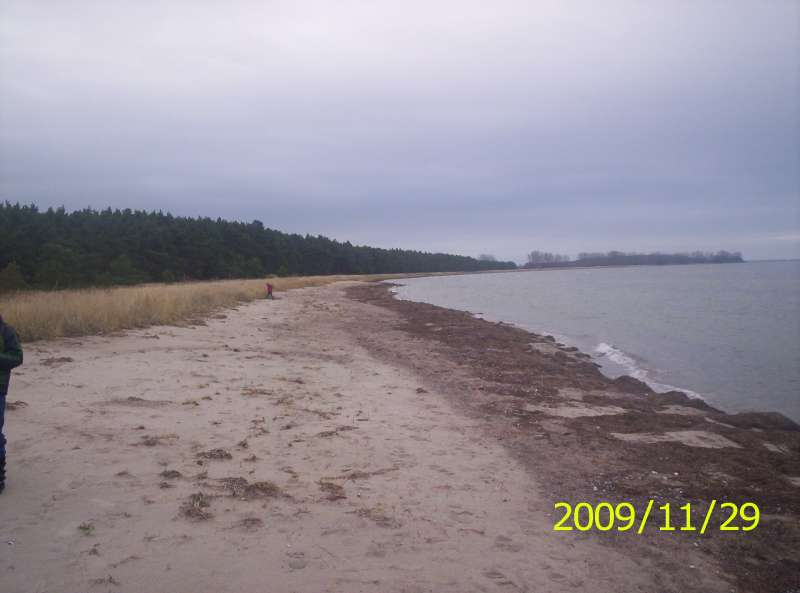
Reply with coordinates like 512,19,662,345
348,282,800,593
387,265,800,423
389,283,713,408
1,281,798,592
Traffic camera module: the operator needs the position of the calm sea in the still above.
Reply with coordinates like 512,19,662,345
393,261,800,421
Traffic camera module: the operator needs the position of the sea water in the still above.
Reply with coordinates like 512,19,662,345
392,261,800,421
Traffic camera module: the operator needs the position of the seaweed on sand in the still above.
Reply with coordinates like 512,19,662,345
196,448,233,460
218,477,286,500
180,492,213,521
318,481,346,501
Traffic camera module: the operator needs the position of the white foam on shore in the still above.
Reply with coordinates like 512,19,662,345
593,342,703,399
390,281,707,402
594,342,649,381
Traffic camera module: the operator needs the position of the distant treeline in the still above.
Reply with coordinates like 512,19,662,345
0,203,515,290
524,250,743,269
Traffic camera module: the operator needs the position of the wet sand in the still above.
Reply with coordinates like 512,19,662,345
1,282,798,593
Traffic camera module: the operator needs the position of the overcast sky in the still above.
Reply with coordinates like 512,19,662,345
1,1,798,262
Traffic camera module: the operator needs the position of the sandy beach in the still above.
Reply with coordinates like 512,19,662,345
1,282,798,593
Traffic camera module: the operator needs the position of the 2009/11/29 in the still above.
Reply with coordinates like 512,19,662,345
553,500,760,534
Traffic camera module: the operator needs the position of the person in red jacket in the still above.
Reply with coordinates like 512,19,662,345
265,282,274,300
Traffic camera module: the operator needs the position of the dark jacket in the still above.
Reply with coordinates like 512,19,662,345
0,322,23,395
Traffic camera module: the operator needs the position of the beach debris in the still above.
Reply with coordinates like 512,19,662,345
656,405,706,416
298,406,337,419
287,553,307,570
318,481,346,501
611,375,653,394
326,466,398,481
180,492,213,521
249,416,269,435
196,448,232,460
611,430,743,449
137,433,178,447
281,466,299,479
78,522,95,536
89,575,119,587
236,439,249,449
109,555,141,569
415,387,428,394
217,477,286,500
41,356,74,366
110,396,170,408
241,386,271,397
4,400,28,410
232,517,263,531
159,469,182,479
523,403,626,418
315,425,358,438
354,505,401,528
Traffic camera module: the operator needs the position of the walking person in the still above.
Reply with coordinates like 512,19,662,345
0,314,23,494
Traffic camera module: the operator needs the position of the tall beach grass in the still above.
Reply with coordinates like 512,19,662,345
0,273,428,342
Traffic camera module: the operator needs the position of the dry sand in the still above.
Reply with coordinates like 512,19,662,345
0,282,796,592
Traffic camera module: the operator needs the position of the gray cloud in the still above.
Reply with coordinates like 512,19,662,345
1,0,798,261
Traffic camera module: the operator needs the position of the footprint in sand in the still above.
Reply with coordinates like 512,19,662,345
494,535,523,553
483,568,517,587
428,464,455,476
449,509,474,524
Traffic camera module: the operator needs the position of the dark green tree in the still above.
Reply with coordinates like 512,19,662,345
0,202,517,289
0,262,28,292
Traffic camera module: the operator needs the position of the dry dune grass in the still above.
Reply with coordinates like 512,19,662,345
0,273,435,342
